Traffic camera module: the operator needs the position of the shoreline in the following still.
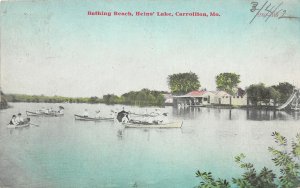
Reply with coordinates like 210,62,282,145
4,101,291,111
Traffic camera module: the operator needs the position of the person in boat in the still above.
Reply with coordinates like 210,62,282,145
83,109,89,117
9,115,18,125
36,107,45,114
58,106,64,115
45,108,50,114
150,109,161,116
95,110,101,118
156,113,169,124
146,115,154,124
16,113,24,124
58,109,64,114
122,114,129,123
117,108,130,123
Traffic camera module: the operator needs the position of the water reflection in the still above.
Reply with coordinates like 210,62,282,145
117,129,123,140
8,126,30,135
173,107,300,121
246,109,300,121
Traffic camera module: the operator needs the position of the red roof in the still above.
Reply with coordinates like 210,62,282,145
185,90,207,97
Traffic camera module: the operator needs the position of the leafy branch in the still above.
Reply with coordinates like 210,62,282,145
195,132,300,188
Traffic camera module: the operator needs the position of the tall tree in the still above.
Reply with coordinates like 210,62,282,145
215,73,241,95
272,82,295,104
168,72,201,95
246,83,280,106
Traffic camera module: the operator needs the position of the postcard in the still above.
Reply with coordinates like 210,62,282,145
0,0,300,187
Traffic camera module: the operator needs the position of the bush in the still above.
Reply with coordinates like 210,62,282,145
196,132,300,188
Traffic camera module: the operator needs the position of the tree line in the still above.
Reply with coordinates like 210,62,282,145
4,89,167,106
4,94,100,104
102,89,166,106
167,72,295,105
2,72,296,107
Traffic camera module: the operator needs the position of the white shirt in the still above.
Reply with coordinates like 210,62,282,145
11,118,18,125
16,116,24,123
83,111,89,117
95,112,101,118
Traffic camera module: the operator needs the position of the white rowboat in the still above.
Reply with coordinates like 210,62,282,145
74,114,114,121
124,121,183,128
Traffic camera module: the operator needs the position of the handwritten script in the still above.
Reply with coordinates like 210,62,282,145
249,1,299,24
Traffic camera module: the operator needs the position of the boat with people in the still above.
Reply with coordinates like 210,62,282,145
26,110,44,116
26,110,64,117
123,121,183,128
114,108,182,128
129,112,169,118
26,106,64,117
7,117,31,129
43,111,64,117
74,114,114,121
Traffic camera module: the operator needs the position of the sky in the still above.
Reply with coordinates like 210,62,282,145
1,0,300,97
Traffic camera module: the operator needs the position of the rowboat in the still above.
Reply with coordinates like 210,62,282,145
26,110,64,117
44,112,64,117
26,110,43,116
74,114,114,121
124,121,183,128
7,123,30,129
7,118,31,129
129,112,158,117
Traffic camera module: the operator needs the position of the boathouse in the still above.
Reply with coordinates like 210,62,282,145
173,90,215,108
211,90,247,106
173,89,248,108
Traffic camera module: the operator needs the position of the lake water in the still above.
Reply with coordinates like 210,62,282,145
0,103,299,188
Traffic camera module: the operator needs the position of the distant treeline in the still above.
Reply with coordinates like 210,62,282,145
102,89,167,106
4,94,102,104
4,89,167,106
0,90,9,109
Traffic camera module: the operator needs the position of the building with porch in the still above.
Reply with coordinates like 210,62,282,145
173,89,248,108
173,90,215,108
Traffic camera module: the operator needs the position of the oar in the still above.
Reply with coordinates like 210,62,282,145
129,112,157,117
30,123,39,127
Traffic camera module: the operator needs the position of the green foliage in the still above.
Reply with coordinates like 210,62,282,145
215,73,241,95
103,94,123,104
102,89,166,106
196,132,300,188
5,94,94,104
246,83,280,106
232,153,276,188
268,132,300,188
195,171,230,188
88,96,102,104
0,90,9,109
5,89,166,106
272,82,295,104
168,72,201,95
